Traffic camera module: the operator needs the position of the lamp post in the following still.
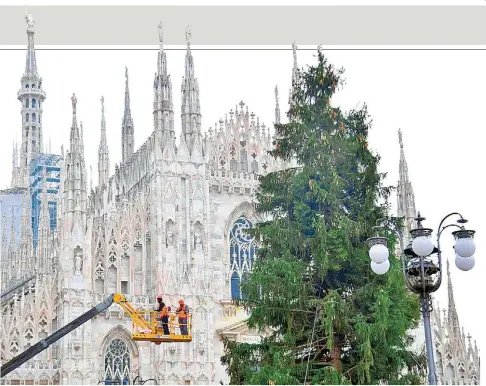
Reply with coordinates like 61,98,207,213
366,212,476,385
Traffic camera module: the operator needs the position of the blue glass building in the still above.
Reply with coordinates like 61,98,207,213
29,153,62,249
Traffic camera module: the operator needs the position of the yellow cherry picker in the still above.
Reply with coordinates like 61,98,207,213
0,293,192,378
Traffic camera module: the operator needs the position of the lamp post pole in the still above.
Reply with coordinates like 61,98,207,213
420,292,436,385
366,212,477,385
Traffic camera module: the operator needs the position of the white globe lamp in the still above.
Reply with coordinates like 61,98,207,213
455,254,475,271
454,236,476,258
412,236,435,257
369,244,389,264
371,259,390,275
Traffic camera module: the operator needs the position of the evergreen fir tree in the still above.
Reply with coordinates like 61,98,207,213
221,49,426,385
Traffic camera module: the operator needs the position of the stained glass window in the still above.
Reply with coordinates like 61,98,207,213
229,217,256,299
104,338,130,384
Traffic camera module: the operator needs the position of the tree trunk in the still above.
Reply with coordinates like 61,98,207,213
330,335,343,374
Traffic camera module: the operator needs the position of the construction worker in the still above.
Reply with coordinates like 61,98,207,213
155,295,170,335
176,299,190,335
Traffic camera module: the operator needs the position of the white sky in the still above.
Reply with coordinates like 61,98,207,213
0,44,484,348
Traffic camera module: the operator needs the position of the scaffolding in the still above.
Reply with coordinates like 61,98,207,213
29,153,62,249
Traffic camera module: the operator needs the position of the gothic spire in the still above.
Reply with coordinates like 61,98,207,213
122,67,135,163
289,41,299,106
100,97,106,143
90,165,93,193
20,193,33,277
16,11,46,188
275,85,281,125
80,121,85,161
292,41,298,86
181,25,202,155
98,96,110,186
70,94,81,153
37,169,51,274
24,11,37,75
396,129,417,246
184,25,194,79
9,207,17,280
153,22,175,152
157,22,167,77
446,258,465,352
65,93,87,215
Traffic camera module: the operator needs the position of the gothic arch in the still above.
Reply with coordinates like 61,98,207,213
99,326,140,383
224,202,260,300
196,374,209,385
99,325,140,359
223,201,261,238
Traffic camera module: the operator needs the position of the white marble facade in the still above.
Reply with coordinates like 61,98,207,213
1,14,287,386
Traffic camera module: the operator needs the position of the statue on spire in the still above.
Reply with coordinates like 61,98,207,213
25,11,34,32
398,128,404,149
158,22,163,43
275,85,279,102
101,95,105,115
125,66,129,83
71,93,77,115
292,41,297,64
186,25,192,44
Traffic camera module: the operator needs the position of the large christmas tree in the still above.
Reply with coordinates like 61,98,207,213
221,49,426,385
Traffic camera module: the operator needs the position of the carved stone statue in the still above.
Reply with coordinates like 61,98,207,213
71,93,77,115
186,25,191,44
101,96,105,115
74,253,83,274
166,230,174,248
158,22,163,43
198,330,207,354
25,12,34,31
194,231,202,251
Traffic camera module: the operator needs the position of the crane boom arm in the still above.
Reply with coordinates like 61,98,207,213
1,294,115,378
112,293,153,331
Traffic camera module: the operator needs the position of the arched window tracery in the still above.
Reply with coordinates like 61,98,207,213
229,216,257,299
104,338,130,384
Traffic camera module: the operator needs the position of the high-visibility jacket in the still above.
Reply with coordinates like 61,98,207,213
160,305,169,318
177,304,188,319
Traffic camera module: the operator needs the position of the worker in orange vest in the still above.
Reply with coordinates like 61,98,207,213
176,299,189,335
155,295,170,335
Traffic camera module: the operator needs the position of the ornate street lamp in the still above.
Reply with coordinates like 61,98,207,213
366,212,476,385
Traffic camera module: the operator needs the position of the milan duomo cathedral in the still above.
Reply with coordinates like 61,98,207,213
0,13,480,386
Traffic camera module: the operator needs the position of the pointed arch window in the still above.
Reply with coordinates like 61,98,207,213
230,158,238,172
229,216,257,299
104,338,130,384
32,113,36,123
240,150,248,172
25,99,29,108
32,98,37,108
25,113,29,122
